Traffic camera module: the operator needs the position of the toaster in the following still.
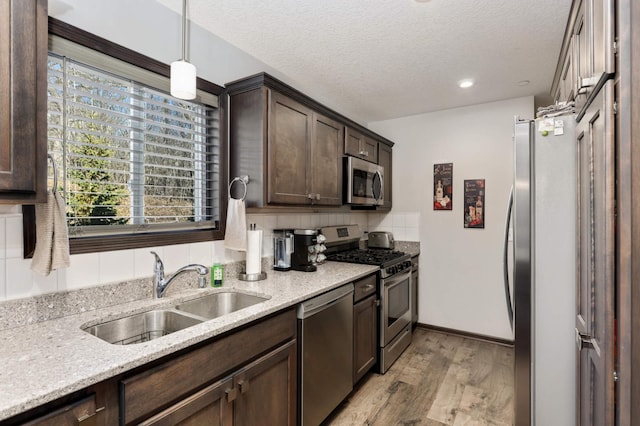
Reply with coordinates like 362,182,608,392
368,231,395,249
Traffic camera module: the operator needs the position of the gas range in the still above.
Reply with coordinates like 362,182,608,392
320,225,411,279
326,248,412,278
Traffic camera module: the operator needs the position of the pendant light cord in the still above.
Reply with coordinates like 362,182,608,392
181,0,188,61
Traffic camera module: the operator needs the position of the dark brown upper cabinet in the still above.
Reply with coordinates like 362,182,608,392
345,127,378,164
0,0,48,204
550,0,615,119
227,73,393,210
378,143,392,210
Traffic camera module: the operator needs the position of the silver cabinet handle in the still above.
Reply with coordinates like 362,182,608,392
359,150,369,157
225,387,237,402
575,328,595,351
238,379,250,394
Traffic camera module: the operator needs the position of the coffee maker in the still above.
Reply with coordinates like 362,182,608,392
291,229,317,272
272,229,294,271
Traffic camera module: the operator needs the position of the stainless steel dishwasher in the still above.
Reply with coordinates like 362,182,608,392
298,283,354,426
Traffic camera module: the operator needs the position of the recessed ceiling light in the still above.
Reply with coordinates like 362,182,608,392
458,79,474,89
517,80,530,86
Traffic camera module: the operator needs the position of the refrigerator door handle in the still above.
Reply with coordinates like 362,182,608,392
503,185,514,330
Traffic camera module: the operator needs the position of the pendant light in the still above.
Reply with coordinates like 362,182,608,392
171,0,196,100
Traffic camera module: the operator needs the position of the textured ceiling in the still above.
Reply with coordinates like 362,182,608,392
155,0,572,123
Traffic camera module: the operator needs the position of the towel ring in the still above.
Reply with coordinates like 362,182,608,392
47,154,58,191
229,175,249,201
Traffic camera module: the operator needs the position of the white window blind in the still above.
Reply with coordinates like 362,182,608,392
47,53,221,237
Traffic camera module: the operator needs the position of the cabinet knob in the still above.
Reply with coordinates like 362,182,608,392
225,388,238,402
359,150,369,157
238,379,250,394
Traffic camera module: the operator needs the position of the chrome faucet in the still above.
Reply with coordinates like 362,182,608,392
151,251,208,298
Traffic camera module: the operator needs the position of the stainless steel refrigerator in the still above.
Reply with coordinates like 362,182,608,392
505,116,577,425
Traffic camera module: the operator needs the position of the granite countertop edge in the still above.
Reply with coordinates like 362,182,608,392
0,262,379,421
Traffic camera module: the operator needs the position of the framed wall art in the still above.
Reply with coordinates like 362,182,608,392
464,179,485,228
433,163,453,210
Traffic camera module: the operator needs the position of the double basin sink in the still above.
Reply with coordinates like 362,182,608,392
82,291,269,345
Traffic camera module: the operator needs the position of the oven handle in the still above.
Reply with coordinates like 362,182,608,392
382,270,412,291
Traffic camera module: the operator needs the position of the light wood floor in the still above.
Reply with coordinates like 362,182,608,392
325,328,514,426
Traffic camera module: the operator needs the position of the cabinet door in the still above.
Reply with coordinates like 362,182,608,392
574,0,615,111
378,144,392,209
590,0,615,84
575,80,614,426
267,91,313,205
233,340,297,426
310,113,343,206
345,127,378,163
353,295,378,384
560,36,576,103
139,377,233,426
0,0,47,203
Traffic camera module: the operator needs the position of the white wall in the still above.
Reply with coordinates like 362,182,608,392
369,97,534,340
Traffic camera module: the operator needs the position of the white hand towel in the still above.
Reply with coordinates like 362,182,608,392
31,190,70,276
224,198,247,251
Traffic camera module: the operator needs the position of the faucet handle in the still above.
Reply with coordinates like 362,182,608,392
150,251,164,274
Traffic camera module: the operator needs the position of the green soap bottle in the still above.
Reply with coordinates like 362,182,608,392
212,263,223,287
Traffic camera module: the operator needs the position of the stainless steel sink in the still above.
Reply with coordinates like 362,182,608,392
175,291,269,319
82,309,202,345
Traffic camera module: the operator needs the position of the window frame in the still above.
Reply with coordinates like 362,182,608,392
22,17,228,257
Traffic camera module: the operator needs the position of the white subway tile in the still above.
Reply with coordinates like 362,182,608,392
5,216,23,259
406,212,420,228
0,259,6,300
100,250,135,284
0,217,5,259
392,213,406,227
393,227,408,241
379,213,393,228
58,253,101,291
134,247,163,279
405,227,420,241
298,214,313,229
262,215,277,234
189,242,213,266
6,258,57,299
162,244,190,273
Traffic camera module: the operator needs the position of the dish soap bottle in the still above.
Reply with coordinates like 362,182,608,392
211,263,224,287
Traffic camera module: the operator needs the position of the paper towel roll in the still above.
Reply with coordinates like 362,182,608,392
246,229,262,275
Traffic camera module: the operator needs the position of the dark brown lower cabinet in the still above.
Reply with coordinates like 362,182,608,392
121,309,297,425
139,340,296,426
353,274,378,384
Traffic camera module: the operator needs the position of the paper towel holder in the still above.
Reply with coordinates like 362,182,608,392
239,223,267,281
238,271,267,281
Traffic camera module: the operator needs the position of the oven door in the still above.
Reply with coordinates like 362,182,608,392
380,270,412,346
345,156,384,206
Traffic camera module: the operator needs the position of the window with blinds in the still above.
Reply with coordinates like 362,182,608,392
46,52,221,237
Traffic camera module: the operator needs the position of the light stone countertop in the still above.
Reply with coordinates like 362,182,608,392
0,261,378,421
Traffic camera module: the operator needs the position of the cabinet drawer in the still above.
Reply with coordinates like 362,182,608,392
120,309,296,425
22,394,98,426
354,274,377,303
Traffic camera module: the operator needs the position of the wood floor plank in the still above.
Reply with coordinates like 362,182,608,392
327,329,514,426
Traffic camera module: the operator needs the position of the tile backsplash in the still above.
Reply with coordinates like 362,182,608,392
0,209,419,301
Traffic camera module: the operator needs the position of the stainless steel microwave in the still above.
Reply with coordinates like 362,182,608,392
344,156,384,206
